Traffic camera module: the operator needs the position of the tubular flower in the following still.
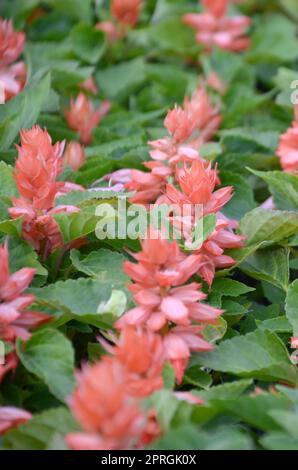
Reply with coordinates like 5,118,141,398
0,407,32,435
64,93,111,145
66,357,159,450
111,0,141,28
276,106,298,173
63,141,86,172
0,19,26,101
9,126,81,256
196,217,245,286
105,326,164,397
116,231,223,382
183,1,250,53
0,241,51,345
166,160,232,214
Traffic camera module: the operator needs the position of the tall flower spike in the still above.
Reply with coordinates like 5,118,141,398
9,126,81,256
66,357,158,450
116,229,223,382
65,93,111,145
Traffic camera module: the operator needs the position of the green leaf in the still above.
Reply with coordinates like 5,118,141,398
53,205,99,244
220,171,256,220
212,278,255,298
0,218,22,237
8,237,47,277
2,407,78,450
0,73,51,151
31,278,121,328
240,246,290,291
194,329,298,385
68,24,106,64
96,58,146,101
17,329,75,402
249,169,298,211
285,279,298,337
70,248,128,284
0,162,18,198
239,208,298,246
249,14,298,63
152,425,253,450
278,0,298,20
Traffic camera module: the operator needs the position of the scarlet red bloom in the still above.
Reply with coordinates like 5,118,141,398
9,126,80,256
111,0,141,27
183,1,250,53
66,357,159,450
276,107,298,173
65,93,111,145
0,407,32,435
0,19,26,101
63,141,86,172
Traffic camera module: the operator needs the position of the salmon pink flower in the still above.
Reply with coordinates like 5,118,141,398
65,93,110,145
202,0,243,18
9,126,81,256
276,107,298,173
0,19,26,101
164,326,213,383
0,352,18,384
183,1,250,53
96,21,119,42
66,357,158,450
116,231,223,381
0,407,32,435
111,0,141,28
0,19,25,67
166,160,232,214
0,61,26,101
63,141,86,172
79,77,98,95
197,217,244,285
291,337,298,349
0,241,51,344
105,326,164,397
